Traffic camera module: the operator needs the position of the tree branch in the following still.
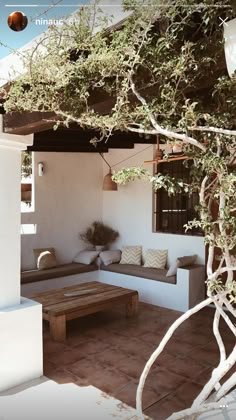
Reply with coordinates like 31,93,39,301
216,372,236,401
219,266,236,274
167,401,223,420
129,76,207,152
192,344,236,408
190,126,236,136
136,297,212,419
213,307,226,367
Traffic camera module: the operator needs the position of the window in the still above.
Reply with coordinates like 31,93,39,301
21,224,37,235
153,160,201,235
21,151,34,212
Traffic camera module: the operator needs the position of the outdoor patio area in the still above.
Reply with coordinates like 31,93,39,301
42,302,235,419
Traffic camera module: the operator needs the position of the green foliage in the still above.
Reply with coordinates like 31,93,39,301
21,151,32,178
112,166,191,194
2,0,236,298
80,221,119,246
112,167,150,185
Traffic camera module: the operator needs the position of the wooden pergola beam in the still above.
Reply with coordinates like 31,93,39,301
3,111,58,135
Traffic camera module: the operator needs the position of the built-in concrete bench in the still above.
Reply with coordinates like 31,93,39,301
21,262,206,312
99,263,205,312
21,263,97,284
100,263,176,284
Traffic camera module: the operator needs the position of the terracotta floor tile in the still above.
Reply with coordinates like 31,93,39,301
66,356,106,379
86,367,131,394
194,363,236,390
43,302,234,416
140,332,166,347
163,354,207,381
114,381,169,410
118,356,147,381
99,333,133,348
144,393,186,420
193,366,213,386
150,350,179,369
163,337,198,356
43,339,69,356
66,332,97,347
43,360,57,376
144,367,186,393
96,347,130,367
173,329,213,347
201,339,235,356
118,337,154,359
72,338,111,356
187,346,220,367
46,347,85,366
168,380,203,407
46,367,80,385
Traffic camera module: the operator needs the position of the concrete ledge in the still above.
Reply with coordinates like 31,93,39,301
0,297,43,392
0,377,142,420
97,264,206,312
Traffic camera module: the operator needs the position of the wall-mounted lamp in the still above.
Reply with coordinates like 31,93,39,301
38,162,44,176
99,153,118,191
224,17,236,77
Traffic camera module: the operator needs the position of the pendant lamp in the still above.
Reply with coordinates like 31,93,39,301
100,153,118,191
103,168,118,191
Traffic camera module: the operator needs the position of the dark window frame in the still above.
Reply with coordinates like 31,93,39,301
152,159,202,236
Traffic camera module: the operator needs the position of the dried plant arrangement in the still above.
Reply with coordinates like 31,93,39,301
80,221,119,247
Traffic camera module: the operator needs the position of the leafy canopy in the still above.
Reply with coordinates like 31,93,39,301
2,0,236,289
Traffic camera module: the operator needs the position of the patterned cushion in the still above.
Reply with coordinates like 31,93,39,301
144,249,168,269
120,246,142,265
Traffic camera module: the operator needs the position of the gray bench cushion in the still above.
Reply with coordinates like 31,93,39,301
100,263,176,284
21,263,98,284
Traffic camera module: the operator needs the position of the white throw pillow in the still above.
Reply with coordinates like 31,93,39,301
166,260,178,277
100,250,121,266
120,246,142,265
73,250,99,265
144,249,168,269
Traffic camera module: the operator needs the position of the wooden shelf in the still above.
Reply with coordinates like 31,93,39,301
144,155,188,164
21,183,32,203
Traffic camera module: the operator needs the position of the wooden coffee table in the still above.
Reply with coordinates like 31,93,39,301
30,281,139,342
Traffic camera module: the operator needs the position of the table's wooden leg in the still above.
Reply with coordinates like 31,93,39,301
126,294,139,317
49,315,66,342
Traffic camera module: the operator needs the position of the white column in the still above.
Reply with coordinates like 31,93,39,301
0,115,43,392
0,116,33,309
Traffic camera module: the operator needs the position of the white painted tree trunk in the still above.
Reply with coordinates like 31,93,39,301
131,89,236,419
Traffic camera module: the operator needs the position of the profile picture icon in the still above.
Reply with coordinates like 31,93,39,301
8,11,28,32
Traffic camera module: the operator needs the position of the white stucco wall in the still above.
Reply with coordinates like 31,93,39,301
21,152,103,270
102,145,205,266
21,145,205,270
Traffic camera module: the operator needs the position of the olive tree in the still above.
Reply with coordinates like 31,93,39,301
2,1,236,418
